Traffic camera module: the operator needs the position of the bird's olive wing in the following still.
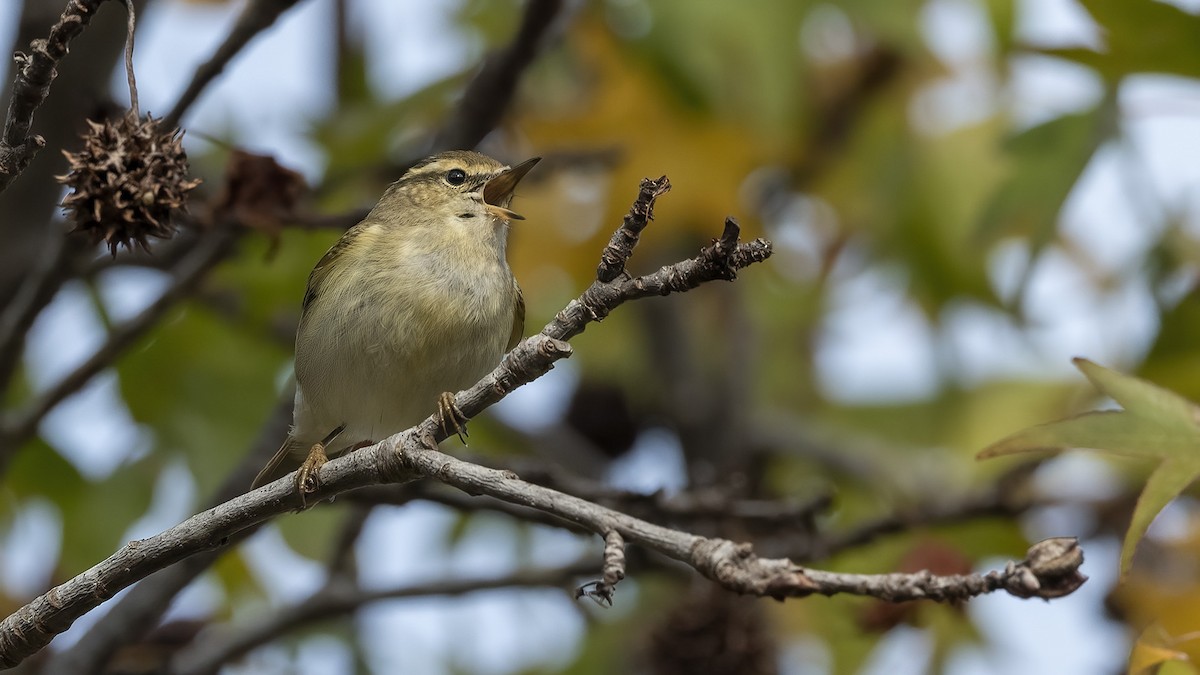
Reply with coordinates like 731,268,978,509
300,225,364,319
508,282,525,352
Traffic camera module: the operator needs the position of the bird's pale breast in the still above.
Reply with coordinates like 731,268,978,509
289,229,516,452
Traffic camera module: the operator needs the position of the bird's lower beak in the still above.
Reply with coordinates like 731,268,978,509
483,157,540,221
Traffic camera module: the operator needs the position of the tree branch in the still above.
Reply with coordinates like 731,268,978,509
30,3,574,666
0,176,772,668
0,176,1082,670
0,227,237,469
40,395,295,675
803,537,1085,601
596,175,669,281
374,446,1084,601
0,0,107,194
500,456,832,534
431,0,565,152
575,530,625,606
344,481,592,535
0,230,76,390
170,562,594,675
161,0,304,130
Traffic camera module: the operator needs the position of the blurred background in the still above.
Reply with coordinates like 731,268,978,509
3,0,1200,673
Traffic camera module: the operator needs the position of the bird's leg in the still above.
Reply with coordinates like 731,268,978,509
437,392,469,445
295,444,327,507
296,424,344,508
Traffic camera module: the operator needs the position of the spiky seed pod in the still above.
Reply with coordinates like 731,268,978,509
58,112,201,256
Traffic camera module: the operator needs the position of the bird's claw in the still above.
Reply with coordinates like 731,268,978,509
437,392,469,445
295,442,328,510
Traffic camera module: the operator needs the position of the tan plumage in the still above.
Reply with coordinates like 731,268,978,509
253,151,538,492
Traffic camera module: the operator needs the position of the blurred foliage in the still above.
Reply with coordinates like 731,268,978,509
5,0,1200,673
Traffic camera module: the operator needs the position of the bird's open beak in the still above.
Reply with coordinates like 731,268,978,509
483,157,540,221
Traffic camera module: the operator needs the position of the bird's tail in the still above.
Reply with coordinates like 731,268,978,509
251,436,307,489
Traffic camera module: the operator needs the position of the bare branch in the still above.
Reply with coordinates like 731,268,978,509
0,179,768,667
344,482,591,534
503,456,832,533
576,531,626,606
802,537,1086,602
0,228,236,466
41,396,295,675
0,175,1082,670
0,0,107,194
431,0,565,151
0,474,294,668
0,231,76,390
597,176,670,282
170,562,593,675
376,446,1085,602
602,531,626,587
162,0,304,129
37,2,573,665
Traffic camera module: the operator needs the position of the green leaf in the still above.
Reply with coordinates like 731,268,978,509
976,105,1115,249
276,501,345,561
1042,0,1200,82
5,438,158,572
5,438,86,508
1141,286,1200,402
116,301,287,492
979,358,1200,575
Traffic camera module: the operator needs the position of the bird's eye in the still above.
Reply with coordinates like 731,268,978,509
446,169,467,186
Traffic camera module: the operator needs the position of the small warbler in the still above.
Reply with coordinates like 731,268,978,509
253,150,540,496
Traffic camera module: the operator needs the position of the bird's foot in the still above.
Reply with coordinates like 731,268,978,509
295,442,328,509
437,392,469,445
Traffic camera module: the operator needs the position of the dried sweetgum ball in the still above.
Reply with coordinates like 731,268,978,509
58,112,201,256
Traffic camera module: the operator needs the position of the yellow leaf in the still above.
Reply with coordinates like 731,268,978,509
513,14,781,288
1129,624,1194,675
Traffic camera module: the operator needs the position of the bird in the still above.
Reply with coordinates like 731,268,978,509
252,150,539,500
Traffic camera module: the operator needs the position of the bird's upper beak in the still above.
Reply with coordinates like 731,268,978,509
482,157,540,221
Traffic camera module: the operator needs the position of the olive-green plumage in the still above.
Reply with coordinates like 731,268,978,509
253,151,538,490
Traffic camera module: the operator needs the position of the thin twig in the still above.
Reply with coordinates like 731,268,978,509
0,232,76,391
576,531,625,606
0,228,236,463
597,177,670,282
162,0,304,129
41,396,295,675
0,181,770,667
804,537,1085,601
0,184,1081,668
170,562,594,675
120,0,138,116
344,482,591,534
0,0,108,194
49,2,572,665
431,0,565,151
504,456,832,532
385,447,1085,601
